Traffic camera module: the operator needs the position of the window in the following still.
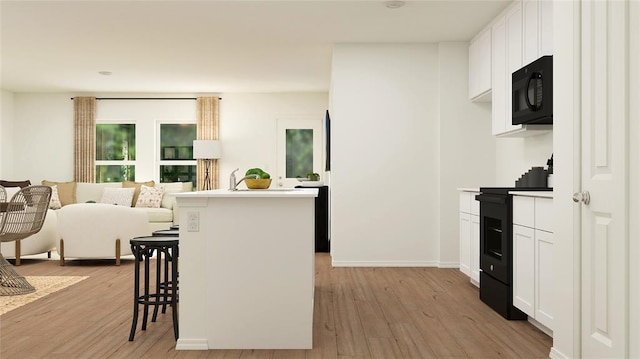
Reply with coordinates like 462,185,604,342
96,123,136,182
158,123,197,187
285,128,314,178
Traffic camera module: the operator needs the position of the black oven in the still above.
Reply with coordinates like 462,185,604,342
476,188,527,320
512,55,553,125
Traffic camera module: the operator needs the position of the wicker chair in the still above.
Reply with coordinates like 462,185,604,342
0,185,52,295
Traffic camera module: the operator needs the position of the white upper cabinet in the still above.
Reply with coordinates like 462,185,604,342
523,0,554,66
468,27,492,101
473,0,554,137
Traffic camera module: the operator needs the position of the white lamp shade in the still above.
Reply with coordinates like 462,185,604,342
193,140,222,159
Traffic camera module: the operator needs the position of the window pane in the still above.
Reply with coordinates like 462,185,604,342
161,124,196,160
160,165,196,187
96,124,135,160
96,165,135,183
286,129,313,178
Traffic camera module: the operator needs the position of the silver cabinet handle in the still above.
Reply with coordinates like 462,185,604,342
573,191,590,205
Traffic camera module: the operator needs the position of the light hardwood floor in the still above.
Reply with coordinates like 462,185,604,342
0,254,551,358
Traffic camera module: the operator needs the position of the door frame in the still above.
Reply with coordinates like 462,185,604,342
275,116,324,189
552,1,638,358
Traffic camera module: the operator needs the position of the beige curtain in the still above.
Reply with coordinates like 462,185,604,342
73,97,96,182
196,97,220,189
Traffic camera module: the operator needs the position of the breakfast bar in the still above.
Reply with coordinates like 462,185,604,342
174,188,318,350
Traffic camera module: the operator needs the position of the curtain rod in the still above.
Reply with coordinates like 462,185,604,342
70,97,221,100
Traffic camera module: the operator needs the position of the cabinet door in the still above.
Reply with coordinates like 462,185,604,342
513,224,535,317
505,3,523,133
459,212,471,276
491,17,507,135
523,0,540,65
535,229,554,329
538,0,553,56
470,214,481,286
469,28,492,100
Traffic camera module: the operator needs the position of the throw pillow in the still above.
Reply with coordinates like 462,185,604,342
49,185,62,210
135,185,164,208
123,180,155,206
41,180,76,206
99,187,135,206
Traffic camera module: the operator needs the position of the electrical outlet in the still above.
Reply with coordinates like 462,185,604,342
187,212,199,232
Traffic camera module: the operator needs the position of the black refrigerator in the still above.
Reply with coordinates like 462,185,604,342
295,185,329,252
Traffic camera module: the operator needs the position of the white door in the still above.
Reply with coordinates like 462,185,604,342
580,0,630,356
275,117,323,189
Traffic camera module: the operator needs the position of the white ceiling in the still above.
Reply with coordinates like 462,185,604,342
1,0,509,94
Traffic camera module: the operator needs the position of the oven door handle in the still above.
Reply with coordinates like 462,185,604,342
475,193,508,204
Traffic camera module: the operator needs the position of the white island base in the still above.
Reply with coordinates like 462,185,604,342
174,189,318,350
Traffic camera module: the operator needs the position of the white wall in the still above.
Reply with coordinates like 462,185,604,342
6,92,327,185
218,93,327,185
437,42,495,266
329,43,496,266
495,132,553,186
0,90,15,178
12,93,74,183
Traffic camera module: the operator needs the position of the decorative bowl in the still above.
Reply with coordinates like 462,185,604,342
245,178,272,189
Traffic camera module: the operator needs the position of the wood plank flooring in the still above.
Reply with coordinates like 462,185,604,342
0,254,552,358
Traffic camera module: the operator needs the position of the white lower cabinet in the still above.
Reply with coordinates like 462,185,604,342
512,195,553,333
459,212,471,276
459,190,480,287
470,214,480,285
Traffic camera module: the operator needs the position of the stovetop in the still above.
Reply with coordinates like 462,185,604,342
479,187,551,195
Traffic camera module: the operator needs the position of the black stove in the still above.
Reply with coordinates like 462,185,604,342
475,187,550,320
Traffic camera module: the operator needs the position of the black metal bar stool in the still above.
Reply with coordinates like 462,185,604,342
152,229,179,237
129,236,179,341
151,228,179,316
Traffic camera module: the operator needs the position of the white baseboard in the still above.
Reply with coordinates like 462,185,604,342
175,338,209,350
437,261,459,268
331,260,438,267
549,347,568,359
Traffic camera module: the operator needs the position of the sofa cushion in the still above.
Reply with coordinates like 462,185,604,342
135,185,163,208
135,207,173,223
0,180,31,188
123,180,155,206
100,187,135,206
156,182,192,209
76,182,122,203
49,185,62,210
42,180,76,206
3,187,21,200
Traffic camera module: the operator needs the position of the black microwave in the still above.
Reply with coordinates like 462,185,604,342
512,55,553,125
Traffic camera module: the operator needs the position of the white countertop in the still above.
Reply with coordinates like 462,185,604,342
457,187,480,192
174,188,318,198
509,190,553,199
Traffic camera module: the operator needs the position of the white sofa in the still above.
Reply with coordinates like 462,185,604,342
71,181,192,233
0,181,193,264
57,203,149,265
0,209,58,265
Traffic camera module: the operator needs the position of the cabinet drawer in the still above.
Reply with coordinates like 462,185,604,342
513,196,534,227
535,197,553,232
459,192,472,213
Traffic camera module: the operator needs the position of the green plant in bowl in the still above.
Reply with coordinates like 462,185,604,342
245,168,272,188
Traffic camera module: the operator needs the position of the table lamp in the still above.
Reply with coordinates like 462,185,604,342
193,140,222,190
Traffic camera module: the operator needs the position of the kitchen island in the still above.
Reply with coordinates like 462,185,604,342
173,188,318,350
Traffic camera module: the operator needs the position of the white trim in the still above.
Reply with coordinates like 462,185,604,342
549,347,569,359
437,261,459,269
175,338,209,350
331,260,438,267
